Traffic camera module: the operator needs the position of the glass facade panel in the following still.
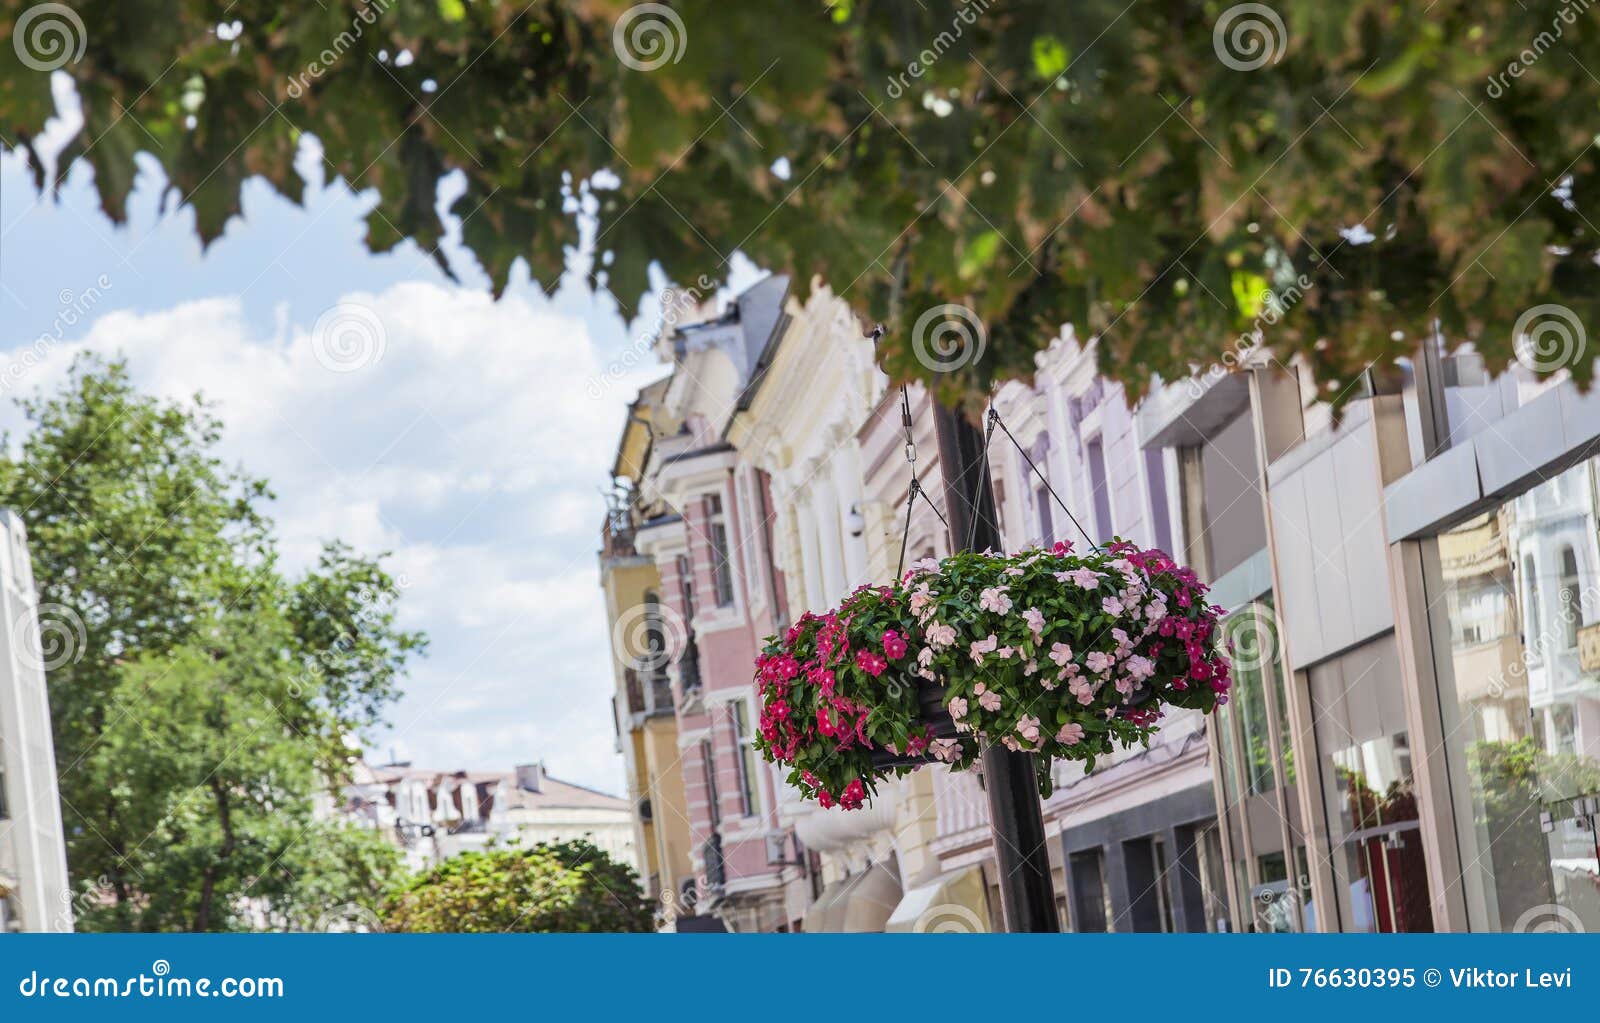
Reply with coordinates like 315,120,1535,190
1432,460,1600,932
1307,636,1434,932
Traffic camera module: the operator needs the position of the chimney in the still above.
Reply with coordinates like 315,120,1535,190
515,762,545,793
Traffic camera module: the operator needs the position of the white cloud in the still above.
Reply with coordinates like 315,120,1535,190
0,281,647,793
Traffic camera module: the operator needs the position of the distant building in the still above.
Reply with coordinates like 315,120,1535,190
0,509,72,932
339,759,637,874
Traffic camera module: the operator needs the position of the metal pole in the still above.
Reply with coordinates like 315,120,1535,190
931,399,1061,933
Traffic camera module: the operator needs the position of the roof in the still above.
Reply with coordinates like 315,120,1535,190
484,772,631,812
361,763,628,810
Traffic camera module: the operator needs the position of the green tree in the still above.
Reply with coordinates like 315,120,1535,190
3,1,1596,400
0,355,426,930
382,840,653,933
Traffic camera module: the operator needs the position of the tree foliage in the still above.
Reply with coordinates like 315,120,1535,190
0,356,425,930
3,1,1595,400
382,839,653,933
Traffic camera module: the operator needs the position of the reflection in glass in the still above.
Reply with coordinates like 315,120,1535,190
1434,461,1600,931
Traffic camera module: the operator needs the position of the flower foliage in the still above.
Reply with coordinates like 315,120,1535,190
753,541,1229,807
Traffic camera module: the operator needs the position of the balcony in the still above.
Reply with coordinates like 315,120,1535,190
601,508,637,559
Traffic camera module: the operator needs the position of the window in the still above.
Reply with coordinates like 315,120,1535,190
1034,484,1053,544
700,739,721,826
1069,849,1111,933
1522,554,1541,651
1431,463,1600,933
1144,448,1174,553
1086,436,1113,541
1559,546,1581,649
705,494,735,607
730,699,760,816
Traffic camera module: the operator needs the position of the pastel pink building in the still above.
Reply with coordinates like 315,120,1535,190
630,276,815,931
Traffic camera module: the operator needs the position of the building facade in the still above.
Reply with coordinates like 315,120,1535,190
1140,338,1600,933
626,274,813,931
340,760,636,875
0,509,72,933
602,377,696,921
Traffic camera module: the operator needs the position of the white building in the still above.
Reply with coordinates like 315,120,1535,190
0,509,72,932
340,760,638,874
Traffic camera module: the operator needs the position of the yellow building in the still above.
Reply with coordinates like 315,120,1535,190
600,379,695,922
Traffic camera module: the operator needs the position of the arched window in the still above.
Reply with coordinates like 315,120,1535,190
1559,546,1581,648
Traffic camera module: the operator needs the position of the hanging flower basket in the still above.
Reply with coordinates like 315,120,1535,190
753,541,1230,809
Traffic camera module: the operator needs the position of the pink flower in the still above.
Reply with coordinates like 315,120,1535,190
925,622,957,649
1022,607,1045,637
930,738,963,763
1126,654,1156,682
1069,679,1095,706
882,630,908,660
1085,650,1114,674
979,586,1013,614
948,696,969,720
1067,568,1100,589
917,647,934,667
977,687,1002,713
1056,722,1085,745
1049,641,1074,666
1101,596,1124,616
1017,714,1042,745
856,649,888,677
969,634,999,664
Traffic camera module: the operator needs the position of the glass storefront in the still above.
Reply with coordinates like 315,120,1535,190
1305,636,1434,932
1431,460,1600,932
1214,595,1311,932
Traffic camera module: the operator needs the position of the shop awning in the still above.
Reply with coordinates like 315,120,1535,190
801,874,857,933
838,859,902,932
884,865,991,933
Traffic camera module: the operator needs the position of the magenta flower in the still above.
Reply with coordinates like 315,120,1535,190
882,629,908,660
856,649,888,677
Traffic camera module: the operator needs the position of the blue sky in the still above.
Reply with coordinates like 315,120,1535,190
0,80,749,794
